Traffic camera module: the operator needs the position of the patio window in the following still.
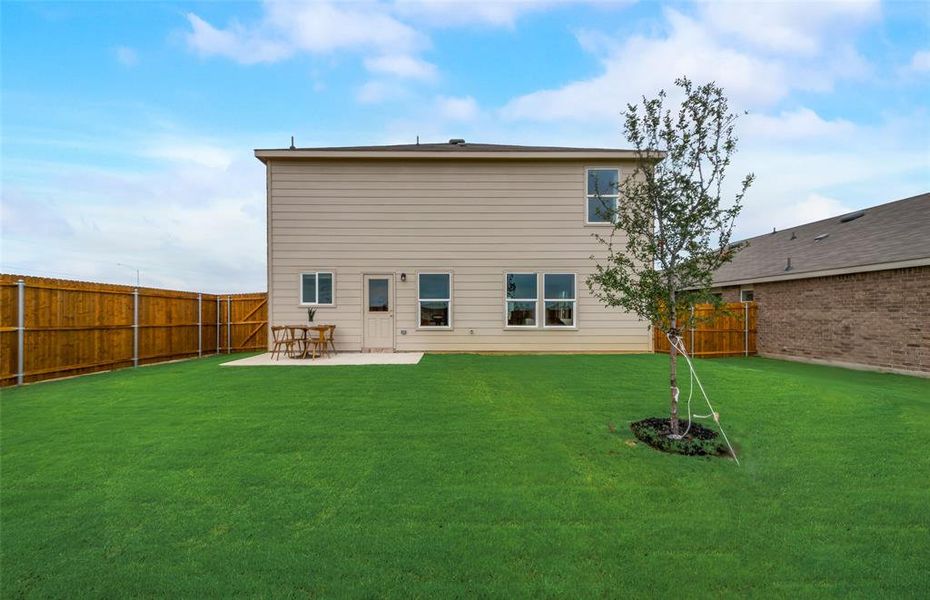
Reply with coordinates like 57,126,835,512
418,273,451,328
543,273,576,327
505,273,537,327
299,272,334,306
586,168,619,224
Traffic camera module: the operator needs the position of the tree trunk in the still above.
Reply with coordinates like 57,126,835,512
669,305,680,437
669,339,679,436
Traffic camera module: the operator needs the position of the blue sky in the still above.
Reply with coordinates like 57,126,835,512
2,0,928,292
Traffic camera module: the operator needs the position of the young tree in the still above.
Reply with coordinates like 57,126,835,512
587,77,753,437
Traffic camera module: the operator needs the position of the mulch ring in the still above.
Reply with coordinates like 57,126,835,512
630,417,728,457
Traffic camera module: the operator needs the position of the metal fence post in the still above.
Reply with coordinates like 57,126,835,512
744,302,749,357
197,293,203,357
133,288,139,367
226,295,232,354
16,279,25,386
216,296,220,354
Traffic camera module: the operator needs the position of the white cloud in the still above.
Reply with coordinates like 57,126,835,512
908,49,930,73
393,0,566,28
142,138,236,169
780,193,853,227
1,112,268,293
263,1,425,55
500,3,880,123
727,109,930,239
730,193,862,239
1,152,266,293
742,108,856,140
436,95,479,120
185,2,425,65
501,9,789,122
182,1,589,85
114,46,138,67
184,13,291,64
364,54,438,80
699,0,879,56
783,193,854,226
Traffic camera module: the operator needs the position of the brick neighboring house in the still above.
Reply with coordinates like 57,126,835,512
710,192,930,376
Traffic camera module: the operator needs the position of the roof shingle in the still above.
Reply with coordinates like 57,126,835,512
712,192,930,285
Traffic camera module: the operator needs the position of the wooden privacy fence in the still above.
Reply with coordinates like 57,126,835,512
653,302,757,357
0,274,267,386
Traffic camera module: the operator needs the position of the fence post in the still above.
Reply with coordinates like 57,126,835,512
689,305,695,357
226,296,232,353
133,288,139,367
216,296,220,354
744,302,749,357
16,279,25,386
197,293,203,357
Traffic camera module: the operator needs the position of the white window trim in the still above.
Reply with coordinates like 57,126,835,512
503,272,539,329
298,271,336,307
740,288,755,302
584,166,620,225
417,272,453,329
542,273,578,329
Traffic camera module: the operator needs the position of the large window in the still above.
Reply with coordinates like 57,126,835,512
586,168,619,224
543,273,576,327
299,272,334,306
505,273,537,327
418,273,451,328
504,272,577,329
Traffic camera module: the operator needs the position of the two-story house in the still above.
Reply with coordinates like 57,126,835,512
255,140,652,353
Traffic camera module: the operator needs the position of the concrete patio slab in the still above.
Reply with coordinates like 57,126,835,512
220,352,424,367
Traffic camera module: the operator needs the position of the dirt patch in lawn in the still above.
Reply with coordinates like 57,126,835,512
630,417,728,457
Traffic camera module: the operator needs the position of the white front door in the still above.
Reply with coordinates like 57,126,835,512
362,275,394,351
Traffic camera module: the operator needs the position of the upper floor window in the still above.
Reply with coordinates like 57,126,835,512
419,273,452,328
586,168,619,224
300,272,334,306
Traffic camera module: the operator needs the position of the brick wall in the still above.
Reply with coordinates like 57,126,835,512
729,266,929,374
718,287,742,303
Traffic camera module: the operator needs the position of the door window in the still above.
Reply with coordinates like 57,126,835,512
368,279,389,312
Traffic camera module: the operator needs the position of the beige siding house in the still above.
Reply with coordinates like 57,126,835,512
255,141,652,353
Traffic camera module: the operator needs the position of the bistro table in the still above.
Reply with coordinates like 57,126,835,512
285,324,333,359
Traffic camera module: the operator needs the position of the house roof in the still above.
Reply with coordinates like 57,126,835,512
711,192,930,287
254,140,650,161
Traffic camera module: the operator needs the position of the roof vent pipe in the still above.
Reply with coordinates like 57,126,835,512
785,257,793,271
289,136,296,150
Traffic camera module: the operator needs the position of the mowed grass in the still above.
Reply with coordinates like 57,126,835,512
1,354,928,598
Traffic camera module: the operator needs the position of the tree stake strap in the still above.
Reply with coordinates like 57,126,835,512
666,332,740,465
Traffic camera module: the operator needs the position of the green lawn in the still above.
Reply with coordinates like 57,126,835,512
1,354,928,598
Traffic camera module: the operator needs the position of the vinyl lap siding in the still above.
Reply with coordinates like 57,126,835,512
268,158,651,352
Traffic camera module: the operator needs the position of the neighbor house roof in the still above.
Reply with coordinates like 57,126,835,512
711,192,930,287
254,140,652,161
